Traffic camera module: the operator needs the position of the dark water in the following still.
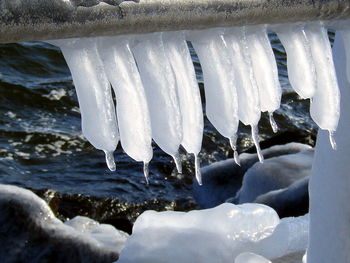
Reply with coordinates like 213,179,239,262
0,34,318,229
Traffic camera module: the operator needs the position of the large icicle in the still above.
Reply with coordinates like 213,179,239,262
224,27,263,163
132,33,183,173
304,22,340,148
97,36,153,180
245,25,282,132
189,29,240,163
48,38,119,171
274,23,317,99
163,31,204,184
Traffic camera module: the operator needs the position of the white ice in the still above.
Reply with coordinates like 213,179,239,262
304,22,340,148
274,23,317,99
97,36,153,179
48,38,119,171
132,33,183,173
189,28,240,162
224,27,263,163
65,215,129,254
163,31,204,184
244,25,281,116
118,203,308,263
235,252,271,263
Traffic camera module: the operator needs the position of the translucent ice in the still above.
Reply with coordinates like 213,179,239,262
224,27,263,162
245,25,282,115
305,22,340,145
235,252,271,263
190,29,240,161
163,31,204,183
274,23,317,99
340,27,350,83
97,36,153,176
132,33,183,173
48,38,119,171
118,203,308,263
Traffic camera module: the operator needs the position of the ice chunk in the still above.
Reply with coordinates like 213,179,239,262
274,23,317,99
163,31,204,183
65,216,129,254
118,203,308,263
131,33,183,173
97,36,153,175
305,22,340,144
235,252,271,263
244,25,281,115
48,38,119,171
190,29,240,161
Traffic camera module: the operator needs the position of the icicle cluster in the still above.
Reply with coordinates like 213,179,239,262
48,20,341,184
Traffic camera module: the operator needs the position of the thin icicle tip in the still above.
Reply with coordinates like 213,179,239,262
104,150,116,172
194,155,202,186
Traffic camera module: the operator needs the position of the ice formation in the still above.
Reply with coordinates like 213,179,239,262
162,31,204,184
190,28,240,164
117,203,308,263
48,38,119,171
132,33,183,175
49,20,341,182
97,36,153,179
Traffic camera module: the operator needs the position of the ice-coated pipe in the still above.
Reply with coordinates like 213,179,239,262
0,0,349,44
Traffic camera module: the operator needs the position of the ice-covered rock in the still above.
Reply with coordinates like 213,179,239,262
118,203,308,263
193,143,312,209
0,184,128,263
235,148,313,203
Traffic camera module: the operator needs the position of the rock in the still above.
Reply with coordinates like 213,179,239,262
0,184,127,263
193,143,312,209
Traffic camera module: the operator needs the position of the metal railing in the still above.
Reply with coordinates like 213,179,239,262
0,0,349,44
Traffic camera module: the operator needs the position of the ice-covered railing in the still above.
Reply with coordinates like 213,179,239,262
2,1,350,263
0,0,349,184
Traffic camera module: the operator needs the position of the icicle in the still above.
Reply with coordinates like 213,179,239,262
173,152,183,174
143,162,149,184
229,135,240,166
132,33,183,172
340,28,350,83
224,27,261,130
163,31,204,162
104,150,116,172
189,28,239,155
251,125,264,163
245,25,282,115
329,131,337,150
305,22,340,138
48,38,119,171
268,112,278,133
97,36,153,168
274,23,317,99
194,154,202,185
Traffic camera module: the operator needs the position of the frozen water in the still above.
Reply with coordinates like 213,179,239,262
274,23,316,99
235,252,271,263
223,27,260,127
163,31,204,183
97,36,153,177
48,38,119,171
118,203,308,263
50,21,342,177
244,25,281,115
305,22,340,142
131,33,183,172
190,28,239,162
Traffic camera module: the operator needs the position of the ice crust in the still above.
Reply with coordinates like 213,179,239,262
118,203,308,263
49,20,342,180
